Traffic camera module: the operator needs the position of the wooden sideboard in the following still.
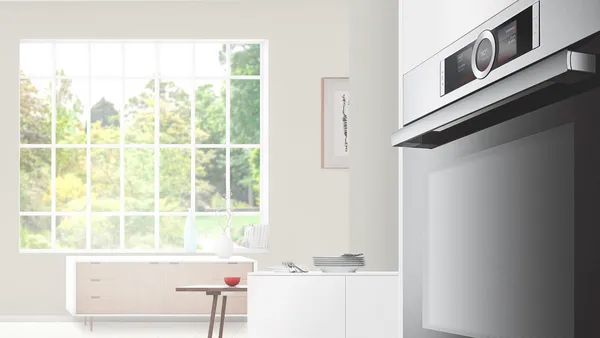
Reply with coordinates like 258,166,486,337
66,256,256,317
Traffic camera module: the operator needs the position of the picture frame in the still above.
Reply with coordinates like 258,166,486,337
321,77,350,169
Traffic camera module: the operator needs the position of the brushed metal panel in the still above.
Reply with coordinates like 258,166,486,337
402,0,517,74
403,0,600,124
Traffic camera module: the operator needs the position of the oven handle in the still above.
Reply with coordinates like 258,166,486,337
391,50,596,149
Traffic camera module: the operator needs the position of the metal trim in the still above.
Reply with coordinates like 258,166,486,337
471,30,497,79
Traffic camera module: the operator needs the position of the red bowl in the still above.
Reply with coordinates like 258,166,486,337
224,276,241,287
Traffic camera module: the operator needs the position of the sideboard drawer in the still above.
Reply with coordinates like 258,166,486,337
77,278,121,297
77,295,121,314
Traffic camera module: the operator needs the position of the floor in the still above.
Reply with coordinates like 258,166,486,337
0,322,247,338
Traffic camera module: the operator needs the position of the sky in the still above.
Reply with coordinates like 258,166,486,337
20,41,226,111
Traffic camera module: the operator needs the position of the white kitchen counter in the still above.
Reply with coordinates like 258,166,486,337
248,271,398,338
250,271,398,276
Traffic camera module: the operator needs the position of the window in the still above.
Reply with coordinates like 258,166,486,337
19,40,268,252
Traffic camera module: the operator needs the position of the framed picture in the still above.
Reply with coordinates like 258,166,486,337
321,77,350,169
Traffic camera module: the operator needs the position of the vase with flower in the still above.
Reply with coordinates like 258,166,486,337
214,192,235,259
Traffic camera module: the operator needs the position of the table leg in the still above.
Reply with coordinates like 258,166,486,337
208,294,218,338
219,296,228,338
84,316,87,326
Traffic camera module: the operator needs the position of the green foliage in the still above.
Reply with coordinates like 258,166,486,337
20,43,263,250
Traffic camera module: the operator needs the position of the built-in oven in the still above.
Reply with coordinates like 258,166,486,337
394,1,600,338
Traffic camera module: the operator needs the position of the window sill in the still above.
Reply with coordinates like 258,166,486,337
19,248,268,255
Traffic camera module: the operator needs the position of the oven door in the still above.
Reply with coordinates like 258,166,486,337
403,87,600,338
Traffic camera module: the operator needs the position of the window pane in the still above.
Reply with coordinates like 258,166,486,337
56,148,87,212
231,148,260,211
57,79,88,144
125,148,154,212
125,216,155,250
56,43,89,77
92,215,119,249
231,215,261,246
196,216,225,250
159,43,193,77
56,215,86,249
160,216,186,249
124,79,155,144
91,43,122,77
20,43,53,77
231,79,260,144
20,216,51,249
196,148,225,211
230,44,260,76
159,80,191,144
124,43,156,77
91,149,120,212
91,80,121,144
195,80,225,144
20,148,51,212
20,79,52,144
195,43,226,77
160,149,191,212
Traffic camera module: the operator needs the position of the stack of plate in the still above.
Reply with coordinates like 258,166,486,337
313,255,365,273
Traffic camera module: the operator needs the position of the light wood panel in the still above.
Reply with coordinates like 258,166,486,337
72,260,254,315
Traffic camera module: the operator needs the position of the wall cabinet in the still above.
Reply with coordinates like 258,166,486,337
247,272,398,338
66,256,256,317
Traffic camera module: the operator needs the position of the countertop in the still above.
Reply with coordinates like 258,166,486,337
249,271,398,276
66,255,255,263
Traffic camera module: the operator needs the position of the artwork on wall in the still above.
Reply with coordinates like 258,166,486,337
321,77,350,169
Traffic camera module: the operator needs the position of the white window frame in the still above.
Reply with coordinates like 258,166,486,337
18,39,269,253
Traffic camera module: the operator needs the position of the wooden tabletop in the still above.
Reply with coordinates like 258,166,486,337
176,285,248,292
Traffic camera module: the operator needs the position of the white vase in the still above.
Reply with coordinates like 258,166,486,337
215,233,234,258
183,208,197,253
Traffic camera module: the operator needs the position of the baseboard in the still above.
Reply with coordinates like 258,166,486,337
0,315,247,323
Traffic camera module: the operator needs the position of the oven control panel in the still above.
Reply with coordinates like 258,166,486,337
441,2,540,97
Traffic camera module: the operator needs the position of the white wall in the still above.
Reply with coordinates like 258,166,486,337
348,0,399,271
0,0,350,315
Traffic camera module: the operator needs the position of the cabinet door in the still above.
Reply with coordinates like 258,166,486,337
402,0,517,74
345,276,398,338
164,262,215,314
248,276,345,338
120,262,166,314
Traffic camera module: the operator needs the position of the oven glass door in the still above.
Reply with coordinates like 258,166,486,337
403,87,600,338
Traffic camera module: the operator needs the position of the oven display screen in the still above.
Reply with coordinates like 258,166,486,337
497,20,518,65
444,43,475,95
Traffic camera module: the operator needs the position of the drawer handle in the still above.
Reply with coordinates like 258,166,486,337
90,296,101,299
227,262,238,265
149,262,160,265
169,262,180,265
90,262,101,265
90,279,101,282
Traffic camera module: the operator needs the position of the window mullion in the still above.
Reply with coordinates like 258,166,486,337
119,43,126,250
86,42,92,250
191,43,196,216
51,43,57,249
225,43,232,237
154,43,161,250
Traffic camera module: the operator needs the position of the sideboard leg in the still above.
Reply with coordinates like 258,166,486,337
84,316,87,326
90,316,93,332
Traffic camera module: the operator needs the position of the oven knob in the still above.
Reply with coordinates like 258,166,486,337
471,30,496,79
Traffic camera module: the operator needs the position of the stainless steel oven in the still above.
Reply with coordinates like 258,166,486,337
394,1,600,337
